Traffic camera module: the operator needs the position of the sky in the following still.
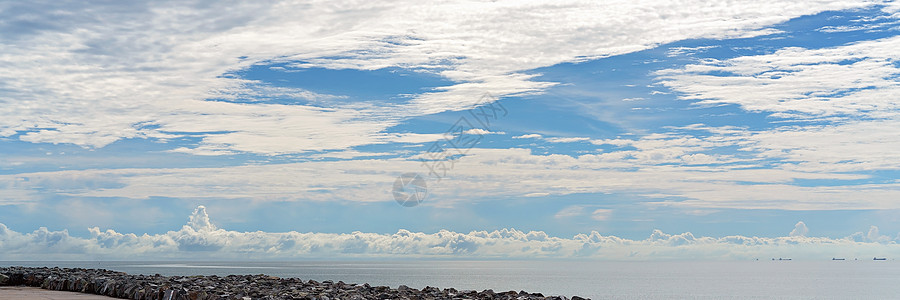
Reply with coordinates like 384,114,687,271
1,0,900,260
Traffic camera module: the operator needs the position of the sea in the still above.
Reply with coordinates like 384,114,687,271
2,260,899,299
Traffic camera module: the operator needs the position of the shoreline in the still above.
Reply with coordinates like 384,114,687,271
1,286,120,299
1,266,589,300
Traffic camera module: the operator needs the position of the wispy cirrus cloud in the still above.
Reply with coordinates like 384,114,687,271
3,145,894,210
654,35,900,174
656,35,900,120
0,0,886,155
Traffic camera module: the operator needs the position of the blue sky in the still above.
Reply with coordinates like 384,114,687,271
1,1,900,260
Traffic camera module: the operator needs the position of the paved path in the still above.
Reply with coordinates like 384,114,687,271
0,286,118,299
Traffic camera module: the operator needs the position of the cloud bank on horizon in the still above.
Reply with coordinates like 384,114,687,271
1,206,897,260
2,1,900,259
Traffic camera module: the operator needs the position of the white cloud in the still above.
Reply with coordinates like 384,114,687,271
554,206,612,221
666,45,719,57
656,35,900,120
554,206,586,219
523,192,550,197
790,221,809,237
846,225,893,243
817,22,893,33
740,120,900,173
545,137,591,143
510,134,590,143
590,209,612,221
463,128,505,135
1,207,898,260
307,150,396,160
0,0,885,154
655,36,900,173
3,144,897,210
866,226,891,243
513,134,543,139
187,206,216,232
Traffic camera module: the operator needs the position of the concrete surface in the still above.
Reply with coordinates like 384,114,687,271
0,286,119,299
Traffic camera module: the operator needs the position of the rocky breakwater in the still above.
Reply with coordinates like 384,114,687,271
1,266,589,300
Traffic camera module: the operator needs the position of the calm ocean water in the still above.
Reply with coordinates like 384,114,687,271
3,260,899,299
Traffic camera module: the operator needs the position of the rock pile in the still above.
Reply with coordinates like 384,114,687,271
1,266,589,300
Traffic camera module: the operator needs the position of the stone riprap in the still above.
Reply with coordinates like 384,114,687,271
1,267,589,300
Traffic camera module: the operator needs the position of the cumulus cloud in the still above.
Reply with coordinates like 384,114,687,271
187,206,216,232
790,221,809,237
866,226,892,243
1,207,898,260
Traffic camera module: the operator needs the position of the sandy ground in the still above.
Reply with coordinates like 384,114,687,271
0,286,118,300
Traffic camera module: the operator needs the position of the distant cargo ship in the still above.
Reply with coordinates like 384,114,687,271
832,258,845,260
874,257,887,261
